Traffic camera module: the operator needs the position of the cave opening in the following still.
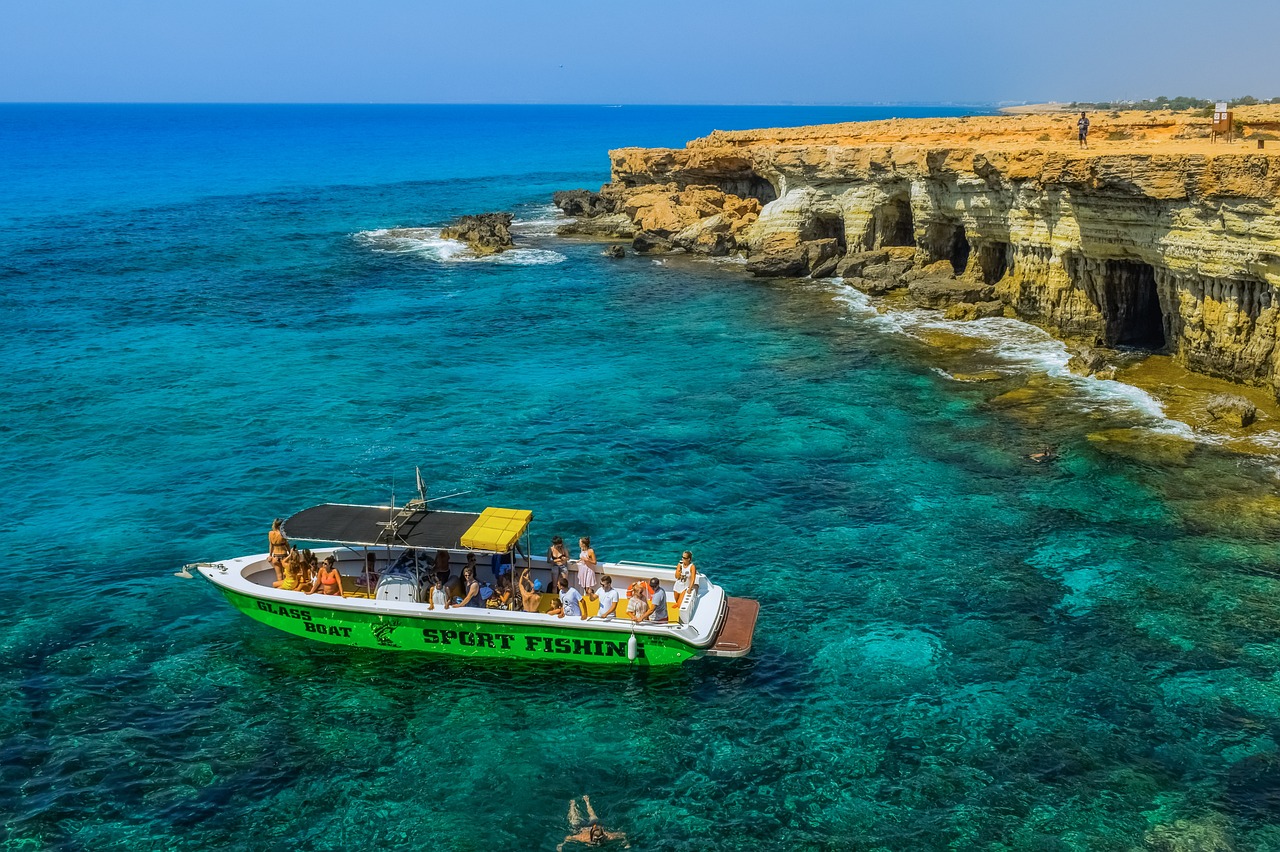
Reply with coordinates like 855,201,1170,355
871,197,915,249
925,221,971,276
806,213,847,252
708,172,778,206
1100,259,1165,349
977,241,1010,284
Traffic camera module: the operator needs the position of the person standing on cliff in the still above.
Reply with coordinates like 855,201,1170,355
1078,112,1090,149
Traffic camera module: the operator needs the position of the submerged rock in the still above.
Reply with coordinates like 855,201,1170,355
1206,393,1257,428
440,212,514,255
1086,428,1196,467
602,245,625,259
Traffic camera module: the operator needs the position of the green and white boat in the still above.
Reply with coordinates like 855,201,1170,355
189,500,758,667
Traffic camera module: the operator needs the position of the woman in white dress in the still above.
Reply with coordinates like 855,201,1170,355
576,536,598,591
673,551,696,606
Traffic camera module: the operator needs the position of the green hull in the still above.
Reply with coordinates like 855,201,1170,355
220,587,699,666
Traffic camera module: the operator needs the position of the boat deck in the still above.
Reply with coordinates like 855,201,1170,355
706,597,759,658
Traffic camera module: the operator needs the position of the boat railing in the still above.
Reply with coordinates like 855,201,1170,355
612,560,671,571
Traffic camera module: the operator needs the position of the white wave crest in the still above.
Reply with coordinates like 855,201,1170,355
829,282,1187,433
354,228,565,265
510,205,565,238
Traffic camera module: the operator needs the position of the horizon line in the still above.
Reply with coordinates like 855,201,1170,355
0,100,1005,108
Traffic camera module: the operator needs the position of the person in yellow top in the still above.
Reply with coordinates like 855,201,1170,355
273,547,302,591
267,518,290,583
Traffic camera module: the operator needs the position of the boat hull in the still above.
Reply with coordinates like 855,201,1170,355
218,585,700,666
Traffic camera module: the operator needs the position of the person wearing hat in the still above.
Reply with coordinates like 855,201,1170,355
558,795,628,850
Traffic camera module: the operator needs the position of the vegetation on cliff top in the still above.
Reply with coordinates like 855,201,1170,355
1070,95,1280,111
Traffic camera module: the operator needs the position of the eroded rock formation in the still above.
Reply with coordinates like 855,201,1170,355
440,212,514,255
558,107,1280,395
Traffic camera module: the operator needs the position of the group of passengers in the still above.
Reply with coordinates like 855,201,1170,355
537,536,699,624
266,518,343,596
267,519,698,622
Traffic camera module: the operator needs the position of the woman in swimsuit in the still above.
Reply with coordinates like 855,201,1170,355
267,518,290,582
576,537,598,591
274,547,302,591
296,549,318,591
546,536,571,588
308,555,343,596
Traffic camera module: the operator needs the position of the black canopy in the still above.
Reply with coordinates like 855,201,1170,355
283,503,481,550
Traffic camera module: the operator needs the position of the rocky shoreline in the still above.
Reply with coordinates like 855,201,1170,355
554,107,1280,412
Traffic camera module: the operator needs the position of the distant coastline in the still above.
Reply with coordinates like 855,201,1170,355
998,102,1073,114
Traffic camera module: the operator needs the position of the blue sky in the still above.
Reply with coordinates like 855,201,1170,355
2,0,1277,104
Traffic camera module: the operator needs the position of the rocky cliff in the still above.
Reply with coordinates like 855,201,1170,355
557,107,1280,396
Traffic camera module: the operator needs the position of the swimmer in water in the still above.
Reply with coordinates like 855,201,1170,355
1029,446,1058,463
558,795,628,850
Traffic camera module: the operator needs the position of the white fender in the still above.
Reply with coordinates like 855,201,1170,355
627,633,638,661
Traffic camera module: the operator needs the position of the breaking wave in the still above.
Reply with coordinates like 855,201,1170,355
829,281,1192,436
354,227,565,265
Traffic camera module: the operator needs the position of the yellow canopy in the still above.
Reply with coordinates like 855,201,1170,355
460,507,533,553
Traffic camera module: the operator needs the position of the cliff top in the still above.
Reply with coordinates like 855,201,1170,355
628,105,1280,158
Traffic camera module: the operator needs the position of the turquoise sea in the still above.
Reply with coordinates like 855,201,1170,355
7,104,1280,851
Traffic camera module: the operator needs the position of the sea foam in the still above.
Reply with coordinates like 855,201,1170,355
354,227,565,265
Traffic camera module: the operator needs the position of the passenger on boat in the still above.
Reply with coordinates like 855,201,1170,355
637,578,668,624
625,581,648,620
586,575,620,620
356,552,379,590
273,547,302,591
427,577,449,610
576,537,598,591
297,549,318,590
547,536,571,587
673,551,696,606
519,571,542,613
549,577,585,620
557,795,627,851
308,555,343,596
486,575,513,610
267,519,290,582
458,565,482,608
433,549,452,585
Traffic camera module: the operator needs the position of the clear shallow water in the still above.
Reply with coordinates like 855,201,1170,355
6,105,1280,850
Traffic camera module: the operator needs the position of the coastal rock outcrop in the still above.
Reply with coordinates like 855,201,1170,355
440,213,514,255
1207,393,1258,427
561,106,1280,394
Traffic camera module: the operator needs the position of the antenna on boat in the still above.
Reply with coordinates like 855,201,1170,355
424,490,471,504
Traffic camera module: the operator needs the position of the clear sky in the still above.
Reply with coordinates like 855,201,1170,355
2,0,1277,104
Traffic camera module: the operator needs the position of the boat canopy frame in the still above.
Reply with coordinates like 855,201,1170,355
283,501,533,564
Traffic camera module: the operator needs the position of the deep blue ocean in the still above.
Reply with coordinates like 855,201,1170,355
6,104,1280,851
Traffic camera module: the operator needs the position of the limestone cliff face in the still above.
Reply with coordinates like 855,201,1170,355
591,111,1280,394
